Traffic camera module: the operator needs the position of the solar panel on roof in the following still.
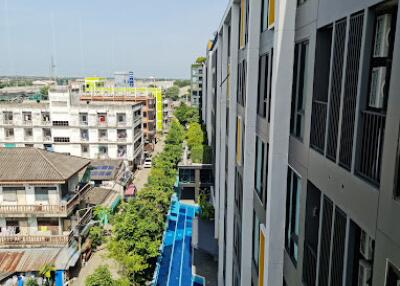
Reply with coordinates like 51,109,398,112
107,166,114,170
98,171,106,177
100,166,108,170
105,171,112,176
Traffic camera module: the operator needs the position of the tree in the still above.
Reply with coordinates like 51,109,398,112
40,86,49,96
89,225,105,249
24,278,39,286
186,122,204,149
165,86,179,101
174,102,199,126
173,80,191,88
195,56,206,64
85,266,116,286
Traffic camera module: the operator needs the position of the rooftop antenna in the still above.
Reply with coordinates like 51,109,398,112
50,56,56,82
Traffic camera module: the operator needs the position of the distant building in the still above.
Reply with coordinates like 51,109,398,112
0,87,144,167
190,63,204,113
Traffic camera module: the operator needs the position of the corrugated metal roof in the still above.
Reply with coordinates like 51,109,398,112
0,249,61,273
0,148,90,184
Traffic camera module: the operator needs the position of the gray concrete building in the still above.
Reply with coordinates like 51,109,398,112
203,0,400,285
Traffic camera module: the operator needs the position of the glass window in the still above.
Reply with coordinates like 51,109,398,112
290,41,309,140
254,136,265,201
35,187,51,202
261,0,269,31
236,117,242,165
252,212,260,269
285,167,301,266
3,187,18,202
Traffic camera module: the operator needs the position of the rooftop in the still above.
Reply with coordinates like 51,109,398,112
0,148,90,184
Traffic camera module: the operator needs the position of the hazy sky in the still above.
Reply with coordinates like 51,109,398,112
0,0,228,79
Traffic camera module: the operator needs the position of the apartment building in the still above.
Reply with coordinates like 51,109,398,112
0,87,144,166
204,0,400,286
0,148,91,282
191,63,204,111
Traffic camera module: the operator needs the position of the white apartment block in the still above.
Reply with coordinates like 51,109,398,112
0,87,144,166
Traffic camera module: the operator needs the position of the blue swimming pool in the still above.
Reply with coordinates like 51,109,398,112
153,195,201,286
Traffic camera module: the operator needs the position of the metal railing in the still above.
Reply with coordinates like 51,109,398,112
0,233,70,247
0,205,67,215
356,110,386,186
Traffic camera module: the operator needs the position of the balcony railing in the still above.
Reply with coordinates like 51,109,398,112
0,233,71,248
3,120,13,125
356,110,386,186
0,205,67,216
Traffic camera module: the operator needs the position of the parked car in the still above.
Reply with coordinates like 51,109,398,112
143,157,152,168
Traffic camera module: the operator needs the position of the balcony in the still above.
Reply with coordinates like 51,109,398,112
0,232,71,248
0,184,92,217
356,110,386,186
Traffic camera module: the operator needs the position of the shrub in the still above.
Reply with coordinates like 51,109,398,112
88,225,104,249
85,266,115,286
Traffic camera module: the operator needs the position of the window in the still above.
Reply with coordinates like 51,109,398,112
386,262,400,286
252,212,260,269
52,121,69,126
3,111,13,123
41,112,50,123
117,113,126,124
290,41,309,139
298,0,307,5
98,145,108,155
22,112,32,123
24,128,33,138
5,128,14,138
285,168,301,266
117,129,127,140
179,169,195,183
261,0,268,31
235,170,243,216
35,187,51,202
81,144,89,154
54,137,70,143
98,129,108,140
79,112,88,125
143,123,148,128
117,145,127,158
237,60,247,106
3,187,18,202
257,53,271,118
43,128,51,141
254,136,265,201
80,129,89,141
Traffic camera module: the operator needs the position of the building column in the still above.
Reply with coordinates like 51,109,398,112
240,0,262,284
225,3,240,286
264,0,296,285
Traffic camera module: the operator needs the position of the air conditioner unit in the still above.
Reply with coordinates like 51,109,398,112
360,230,374,260
373,13,392,58
368,66,387,109
358,259,372,286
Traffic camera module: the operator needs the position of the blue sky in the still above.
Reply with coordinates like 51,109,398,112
0,0,227,79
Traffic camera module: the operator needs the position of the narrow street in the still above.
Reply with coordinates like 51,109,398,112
132,135,165,191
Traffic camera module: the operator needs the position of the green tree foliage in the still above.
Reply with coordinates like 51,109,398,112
107,120,184,284
24,278,39,286
40,86,49,96
195,56,206,64
85,266,116,286
38,263,55,286
89,225,105,249
174,102,199,126
173,80,191,88
164,86,180,101
186,123,204,149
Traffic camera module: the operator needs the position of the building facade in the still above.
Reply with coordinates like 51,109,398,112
0,87,144,166
191,63,204,111
0,148,92,283
204,0,400,285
